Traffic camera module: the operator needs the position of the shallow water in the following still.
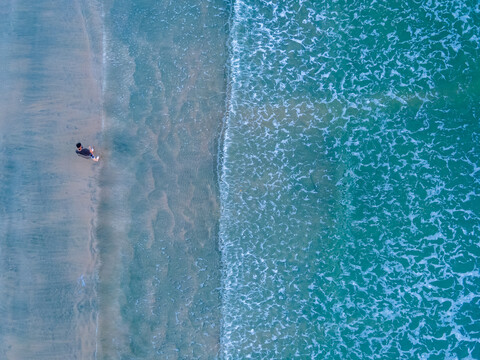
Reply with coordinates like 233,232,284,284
96,0,229,358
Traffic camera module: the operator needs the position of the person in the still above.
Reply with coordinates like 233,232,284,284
76,142,99,161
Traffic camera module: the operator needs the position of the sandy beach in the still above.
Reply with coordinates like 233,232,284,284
0,1,102,358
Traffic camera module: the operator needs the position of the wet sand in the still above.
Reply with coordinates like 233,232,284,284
0,1,102,358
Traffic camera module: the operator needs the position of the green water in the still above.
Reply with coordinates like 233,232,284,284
220,0,480,358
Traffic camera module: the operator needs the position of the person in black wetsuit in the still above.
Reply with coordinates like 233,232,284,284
76,142,99,162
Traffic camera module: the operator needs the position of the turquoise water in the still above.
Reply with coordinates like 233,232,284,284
1,0,479,358
220,0,480,358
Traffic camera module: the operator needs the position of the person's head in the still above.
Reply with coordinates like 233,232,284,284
76,142,82,149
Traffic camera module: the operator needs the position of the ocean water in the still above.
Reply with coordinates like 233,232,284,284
1,0,479,359
220,0,480,358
